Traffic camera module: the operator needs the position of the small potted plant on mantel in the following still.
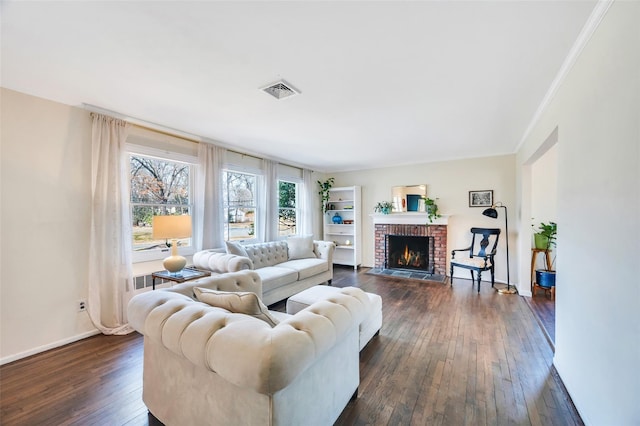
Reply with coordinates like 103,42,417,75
423,197,441,223
374,201,393,215
533,221,557,288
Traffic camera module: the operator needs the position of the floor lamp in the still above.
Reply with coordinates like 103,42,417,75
482,203,516,294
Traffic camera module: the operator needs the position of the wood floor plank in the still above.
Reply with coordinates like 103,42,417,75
0,267,581,425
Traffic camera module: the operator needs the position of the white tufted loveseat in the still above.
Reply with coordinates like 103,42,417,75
193,240,335,305
128,270,369,426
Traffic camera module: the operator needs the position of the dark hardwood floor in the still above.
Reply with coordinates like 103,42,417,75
525,293,556,347
0,266,579,425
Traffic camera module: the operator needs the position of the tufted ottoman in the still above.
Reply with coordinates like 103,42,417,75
287,286,382,350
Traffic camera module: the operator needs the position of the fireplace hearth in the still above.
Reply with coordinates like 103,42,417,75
386,234,434,273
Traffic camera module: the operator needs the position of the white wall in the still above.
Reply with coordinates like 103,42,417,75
531,143,558,224
1,88,97,363
516,2,639,424
330,154,517,285
531,143,558,271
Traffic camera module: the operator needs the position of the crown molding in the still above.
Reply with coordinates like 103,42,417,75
515,0,614,151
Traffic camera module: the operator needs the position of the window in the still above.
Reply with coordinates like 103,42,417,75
130,153,193,257
223,170,258,241
278,180,298,237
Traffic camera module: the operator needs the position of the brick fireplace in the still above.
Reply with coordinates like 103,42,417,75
372,214,447,276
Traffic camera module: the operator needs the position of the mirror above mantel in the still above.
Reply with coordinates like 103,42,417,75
392,185,427,212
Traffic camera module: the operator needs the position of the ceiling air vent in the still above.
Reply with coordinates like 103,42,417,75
260,80,300,100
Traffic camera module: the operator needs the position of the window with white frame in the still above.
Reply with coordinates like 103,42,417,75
129,153,194,259
223,170,258,241
278,179,298,237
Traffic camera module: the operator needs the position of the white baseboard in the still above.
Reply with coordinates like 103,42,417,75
0,329,100,366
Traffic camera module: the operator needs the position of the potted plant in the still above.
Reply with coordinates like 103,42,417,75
424,197,441,223
317,178,335,213
374,201,393,214
533,221,557,288
533,221,557,250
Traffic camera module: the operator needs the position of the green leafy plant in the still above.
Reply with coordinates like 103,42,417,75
533,221,557,250
532,221,557,271
424,197,441,223
317,178,335,213
374,201,393,214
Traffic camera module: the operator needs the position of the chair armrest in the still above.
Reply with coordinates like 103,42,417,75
451,246,472,258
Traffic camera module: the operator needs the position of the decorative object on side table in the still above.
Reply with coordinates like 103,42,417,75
374,201,393,214
317,177,335,213
482,202,515,294
469,190,494,207
152,215,192,275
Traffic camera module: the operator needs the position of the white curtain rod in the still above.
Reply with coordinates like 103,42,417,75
83,103,316,173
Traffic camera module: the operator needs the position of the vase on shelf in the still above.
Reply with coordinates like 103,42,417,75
332,213,343,224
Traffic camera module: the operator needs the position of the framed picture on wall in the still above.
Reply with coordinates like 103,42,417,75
469,190,493,207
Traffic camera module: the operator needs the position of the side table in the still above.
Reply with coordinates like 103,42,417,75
152,268,211,290
530,248,554,299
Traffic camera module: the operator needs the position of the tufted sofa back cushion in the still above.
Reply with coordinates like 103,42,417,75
243,241,290,269
166,270,263,300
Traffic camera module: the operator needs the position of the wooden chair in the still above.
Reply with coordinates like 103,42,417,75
450,227,501,292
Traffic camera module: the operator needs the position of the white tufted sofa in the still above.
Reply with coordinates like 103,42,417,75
193,240,335,305
128,270,369,426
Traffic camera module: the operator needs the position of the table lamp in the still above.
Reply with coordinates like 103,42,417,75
152,215,192,274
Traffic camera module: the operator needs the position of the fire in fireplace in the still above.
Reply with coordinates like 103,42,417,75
385,234,434,273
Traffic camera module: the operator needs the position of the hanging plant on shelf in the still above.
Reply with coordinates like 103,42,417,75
317,177,335,214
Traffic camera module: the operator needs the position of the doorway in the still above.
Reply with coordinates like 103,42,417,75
521,128,558,345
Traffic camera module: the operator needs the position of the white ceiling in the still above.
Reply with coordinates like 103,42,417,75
1,1,597,172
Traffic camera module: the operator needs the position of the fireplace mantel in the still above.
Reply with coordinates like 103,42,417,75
370,213,449,225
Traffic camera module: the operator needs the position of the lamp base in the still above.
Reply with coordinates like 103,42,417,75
497,286,518,295
163,255,187,274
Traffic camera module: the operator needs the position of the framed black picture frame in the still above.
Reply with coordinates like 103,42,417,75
469,190,493,207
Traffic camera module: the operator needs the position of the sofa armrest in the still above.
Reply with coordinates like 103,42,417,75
193,250,253,273
313,240,335,264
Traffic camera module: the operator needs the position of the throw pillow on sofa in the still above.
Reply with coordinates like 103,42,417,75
287,235,316,260
225,240,249,257
193,287,279,327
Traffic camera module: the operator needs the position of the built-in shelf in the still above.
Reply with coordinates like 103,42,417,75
324,186,361,269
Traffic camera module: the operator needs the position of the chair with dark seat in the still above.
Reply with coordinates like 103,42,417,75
450,227,501,292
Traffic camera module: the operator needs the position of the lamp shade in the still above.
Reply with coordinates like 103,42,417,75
482,207,498,218
152,215,192,239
